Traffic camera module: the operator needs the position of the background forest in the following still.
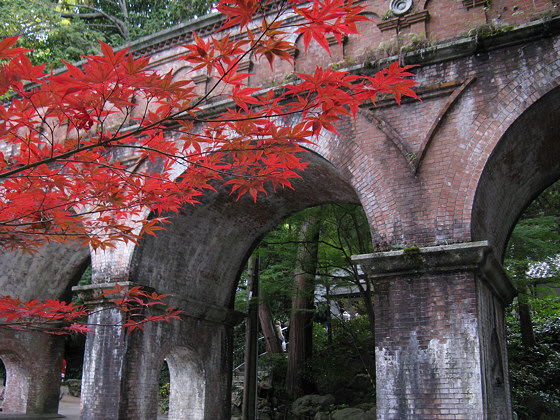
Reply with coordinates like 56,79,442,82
0,0,213,66
1,2,559,418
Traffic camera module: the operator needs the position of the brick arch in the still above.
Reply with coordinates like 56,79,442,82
471,83,560,259
433,42,560,252
0,245,88,415
0,243,90,301
128,150,360,306
0,333,64,415
0,343,33,413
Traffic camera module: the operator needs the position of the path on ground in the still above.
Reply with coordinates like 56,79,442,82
59,394,168,419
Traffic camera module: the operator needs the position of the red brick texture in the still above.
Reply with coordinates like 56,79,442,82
354,242,515,419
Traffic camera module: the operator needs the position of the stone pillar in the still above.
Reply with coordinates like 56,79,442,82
353,241,516,420
74,282,132,420
0,330,64,415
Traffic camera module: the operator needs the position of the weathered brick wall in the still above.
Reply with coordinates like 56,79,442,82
374,270,483,419
354,242,515,420
476,270,512,419
80,308,129,419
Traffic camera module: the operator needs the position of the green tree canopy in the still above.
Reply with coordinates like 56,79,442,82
1,0,214,67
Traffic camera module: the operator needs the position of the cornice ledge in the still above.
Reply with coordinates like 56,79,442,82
353,240,516,304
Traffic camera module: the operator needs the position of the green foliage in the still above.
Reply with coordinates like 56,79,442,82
0,0,104,67
232,204,376,405
61,0,214,44
505,180,560,418
505,181,560,299
309,317,375,397
507,298,560,419
125,0,214,39
158,382,170,413
158,362,171,413
72,264,92,306
235,204,374,328
0,0,214,68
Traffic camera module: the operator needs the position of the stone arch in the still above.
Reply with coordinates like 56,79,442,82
0,244,88,415
128,150,360,306
0,333,64,414
112,150,363,419
471,83,560,259
432,39,560,248
165,345,206,420
0,242,90,300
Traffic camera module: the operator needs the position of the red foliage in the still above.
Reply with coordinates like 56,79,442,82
0,0,418,333
0,285,180,334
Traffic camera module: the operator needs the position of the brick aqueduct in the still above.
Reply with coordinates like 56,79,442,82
1,0,560,419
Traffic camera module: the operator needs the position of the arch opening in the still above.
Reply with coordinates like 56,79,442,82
0,351,29,413
472,85,560,260
502,180,560,418
230,202,377,413
127,151,366,418
472,81,560,420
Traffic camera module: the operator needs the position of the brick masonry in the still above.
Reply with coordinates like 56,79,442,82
0,1,560,418
354,242,515,419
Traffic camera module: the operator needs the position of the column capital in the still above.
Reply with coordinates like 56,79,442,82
72,282,244,326
72,281,141,305
352,240,516,304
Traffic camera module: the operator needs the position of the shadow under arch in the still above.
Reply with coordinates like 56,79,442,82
471,84,560,261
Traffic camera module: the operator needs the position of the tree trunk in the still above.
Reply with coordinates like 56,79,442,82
356,276,376,347
259,298,283,354
286,210,322,399
518,284,537,347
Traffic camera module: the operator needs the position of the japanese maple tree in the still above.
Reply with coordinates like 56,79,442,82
0,0,418,332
